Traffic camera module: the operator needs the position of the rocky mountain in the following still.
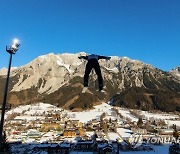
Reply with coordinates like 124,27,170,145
170,67,180,80
0,52,180,112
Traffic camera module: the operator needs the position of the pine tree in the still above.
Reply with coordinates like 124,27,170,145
137,117,143,128
173,125,179,142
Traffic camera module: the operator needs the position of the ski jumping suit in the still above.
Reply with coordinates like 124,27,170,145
79,54,111,91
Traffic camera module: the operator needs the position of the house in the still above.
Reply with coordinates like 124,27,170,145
10,118,25,124
159,129,174,135
41,131,56,142
59,121,66,128
12,131,21,135
83,131,95,140
40,123,61,132
131,128,147,135
21,131,27,139
27,129,41,138
97,143,113,154
91,119,100,129
63,128,86,137
66,120,82,128
73,140,95,151
119,141,131,151
71,120,83,128
107,132,121,143
59,142,71,153
76,128,86,137
63,129,76,137
96,131,106,139
102,145,113,154
82,134,92,140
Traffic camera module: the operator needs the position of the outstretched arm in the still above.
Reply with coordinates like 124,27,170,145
78,56,88,60
98,56,111,60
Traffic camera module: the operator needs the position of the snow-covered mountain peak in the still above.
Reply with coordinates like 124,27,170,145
57,52,83,66
170,66,180,79
171,66,180,72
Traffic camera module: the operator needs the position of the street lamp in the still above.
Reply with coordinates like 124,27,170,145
0,39,20,151
6,38,20,54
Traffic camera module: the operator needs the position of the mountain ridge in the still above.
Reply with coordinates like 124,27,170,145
0,52,179,112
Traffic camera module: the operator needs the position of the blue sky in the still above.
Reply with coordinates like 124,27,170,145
0,0,179,71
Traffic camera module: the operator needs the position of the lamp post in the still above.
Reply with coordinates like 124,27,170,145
0,39,20,151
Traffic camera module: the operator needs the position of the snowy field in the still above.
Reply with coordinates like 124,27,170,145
5,102,62,118
118,108,138,122
5,102,179,127
141,111,180,127
117,128,133,138
166,120,180,127
141,111,179,120
68,102,113,123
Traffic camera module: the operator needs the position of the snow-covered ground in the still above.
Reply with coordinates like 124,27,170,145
6,103,61,115
107,132,121,141
118,108,138,122
141,111,179,120
5,102,114,123
5,102,179,127
5,102,62,119
14,115,45,121
141,111,180,127
166,120,180,127
117,128,133,138
68,102,113,123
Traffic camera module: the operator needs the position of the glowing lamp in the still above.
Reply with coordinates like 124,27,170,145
6,38,20,54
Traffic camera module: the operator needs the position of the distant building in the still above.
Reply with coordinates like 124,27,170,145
63,128,86,137
76,128,86,137
73,140,95,151
97,143,113,154
159,129,174,135
131,128,147,135
27,129,41,138
40,123,61,131
63,129,76,137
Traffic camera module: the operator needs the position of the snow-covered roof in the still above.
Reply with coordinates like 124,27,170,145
107,132,120,141
117,128,133,138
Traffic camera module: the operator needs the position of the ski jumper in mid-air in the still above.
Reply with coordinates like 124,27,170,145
78,54,111,92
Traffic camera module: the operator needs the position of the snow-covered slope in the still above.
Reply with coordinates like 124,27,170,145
170,66,180,80
5,102,180,127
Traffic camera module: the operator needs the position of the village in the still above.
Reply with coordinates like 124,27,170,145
3,102,180,153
